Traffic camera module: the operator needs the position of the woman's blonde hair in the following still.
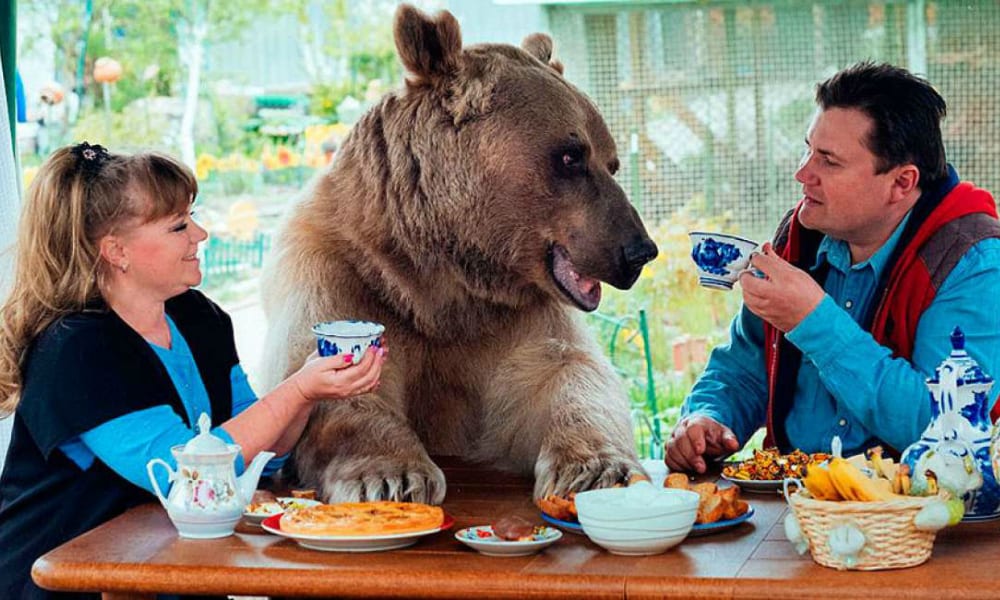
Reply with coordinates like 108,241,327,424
0,143,197,415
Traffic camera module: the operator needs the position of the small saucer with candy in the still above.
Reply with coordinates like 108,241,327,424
455,515,562,557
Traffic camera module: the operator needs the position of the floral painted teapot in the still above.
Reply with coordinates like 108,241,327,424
902,327,999,521
146,413,275,538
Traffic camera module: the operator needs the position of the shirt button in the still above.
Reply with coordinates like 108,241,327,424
845,300,854,309
838,418,848,427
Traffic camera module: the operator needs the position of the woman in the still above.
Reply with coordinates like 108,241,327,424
0,142,386,599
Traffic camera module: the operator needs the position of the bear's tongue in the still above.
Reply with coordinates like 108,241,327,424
550,244,602,311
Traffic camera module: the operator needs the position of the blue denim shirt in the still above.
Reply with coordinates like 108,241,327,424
683,212,1000,458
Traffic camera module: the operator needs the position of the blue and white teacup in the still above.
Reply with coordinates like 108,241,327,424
312,320,385,364
688,231,759,290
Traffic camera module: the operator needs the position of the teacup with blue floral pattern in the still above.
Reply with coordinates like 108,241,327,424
312,320,385,364
688,231,759,290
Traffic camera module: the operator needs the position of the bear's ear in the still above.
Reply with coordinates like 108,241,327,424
522,33,564,75
394,4,463,86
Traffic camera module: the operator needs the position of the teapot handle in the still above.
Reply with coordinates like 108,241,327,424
146,458,175,508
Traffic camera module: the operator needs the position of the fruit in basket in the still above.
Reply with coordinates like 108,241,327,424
801,462,841,501
866,446,898,480
892,463,912,495
828,457,896,502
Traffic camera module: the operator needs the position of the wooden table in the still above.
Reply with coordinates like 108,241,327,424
33,458,1000,599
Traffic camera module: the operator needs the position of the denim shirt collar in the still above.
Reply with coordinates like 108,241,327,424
812,210,912,278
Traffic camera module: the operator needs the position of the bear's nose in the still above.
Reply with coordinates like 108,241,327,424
622,237,658,269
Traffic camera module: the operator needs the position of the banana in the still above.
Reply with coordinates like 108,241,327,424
828,457,896,502
866,446,897,480
894,463,912,496
801,462,842,501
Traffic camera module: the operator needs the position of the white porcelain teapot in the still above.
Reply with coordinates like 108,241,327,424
146,413,275,538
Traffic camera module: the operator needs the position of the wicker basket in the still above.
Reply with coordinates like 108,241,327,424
786,490,942,570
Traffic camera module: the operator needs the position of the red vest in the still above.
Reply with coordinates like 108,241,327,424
763,182,999,450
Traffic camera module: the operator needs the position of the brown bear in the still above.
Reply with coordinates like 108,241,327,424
260,4,659,505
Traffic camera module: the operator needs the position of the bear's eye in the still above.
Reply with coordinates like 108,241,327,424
554,145,587,176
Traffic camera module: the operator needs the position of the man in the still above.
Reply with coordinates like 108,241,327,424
666,62,1000,473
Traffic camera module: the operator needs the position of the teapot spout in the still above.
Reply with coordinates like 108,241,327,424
237,450,277,505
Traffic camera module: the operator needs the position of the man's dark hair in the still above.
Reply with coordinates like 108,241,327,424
816,61,948,189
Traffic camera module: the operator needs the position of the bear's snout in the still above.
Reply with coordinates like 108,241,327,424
623,236,658,271
613,236,658,289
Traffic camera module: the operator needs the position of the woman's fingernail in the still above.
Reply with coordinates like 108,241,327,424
378,347,387,357
343,354,354,363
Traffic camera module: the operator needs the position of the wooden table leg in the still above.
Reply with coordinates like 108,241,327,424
101,593,155,600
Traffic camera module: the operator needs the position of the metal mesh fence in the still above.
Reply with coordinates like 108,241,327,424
548,1,1000,240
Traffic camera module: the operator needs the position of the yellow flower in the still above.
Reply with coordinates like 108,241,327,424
195,153,217,180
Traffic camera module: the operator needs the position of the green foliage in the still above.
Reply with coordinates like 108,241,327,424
591,202,747,452
206,94,261,157
69,100,177,154
310,82,359,121
599,201,743,365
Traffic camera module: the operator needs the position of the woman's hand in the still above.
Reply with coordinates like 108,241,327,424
291,346,387,403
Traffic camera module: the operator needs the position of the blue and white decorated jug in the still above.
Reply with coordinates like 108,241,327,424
902,327,999,521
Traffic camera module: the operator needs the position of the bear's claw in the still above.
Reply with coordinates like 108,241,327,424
319,457,447,505
533,452,647,500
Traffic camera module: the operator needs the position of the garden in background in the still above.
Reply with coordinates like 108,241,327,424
16,0,999,471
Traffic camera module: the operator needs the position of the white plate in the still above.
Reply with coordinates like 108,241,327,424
243,497,322,525
455,525,562,556
261,513,454,552
719,475,785,494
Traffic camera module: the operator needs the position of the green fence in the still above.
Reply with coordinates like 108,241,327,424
202,232,271,282
587,308,665,459
547,0,1000,240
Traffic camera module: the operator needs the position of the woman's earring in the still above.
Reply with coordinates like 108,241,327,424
120,262,129,274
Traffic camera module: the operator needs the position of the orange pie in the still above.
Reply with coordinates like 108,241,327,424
279,501,445,536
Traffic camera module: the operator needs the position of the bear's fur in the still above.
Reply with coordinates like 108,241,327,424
261,5,658,504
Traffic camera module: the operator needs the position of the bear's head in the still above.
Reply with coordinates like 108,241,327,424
364,5,657,313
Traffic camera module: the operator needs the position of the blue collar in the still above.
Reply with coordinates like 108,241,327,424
812,211,912,278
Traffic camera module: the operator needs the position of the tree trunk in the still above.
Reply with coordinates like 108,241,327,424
178,18,206,169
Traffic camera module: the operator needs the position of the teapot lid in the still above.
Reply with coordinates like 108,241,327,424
929,327,993,385
180,413,231,455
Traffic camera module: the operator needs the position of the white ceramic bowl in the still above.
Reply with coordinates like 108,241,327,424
312,320,385,364
575,484,699,555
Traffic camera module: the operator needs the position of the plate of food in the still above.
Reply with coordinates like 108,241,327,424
456,516,562,556
718,476,785,493
720,448,829,493
537,493,585,534
243,495,322,525
664,473,753,534
261,501,453,552
689,504,754,536
539,511,584,534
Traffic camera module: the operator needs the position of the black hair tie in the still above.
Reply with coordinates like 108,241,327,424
70,141,110,181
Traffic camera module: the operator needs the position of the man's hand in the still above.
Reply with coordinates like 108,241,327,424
739,242,825,333
665,414,740,474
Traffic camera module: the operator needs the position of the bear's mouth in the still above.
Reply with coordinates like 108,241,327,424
547,243,602,312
